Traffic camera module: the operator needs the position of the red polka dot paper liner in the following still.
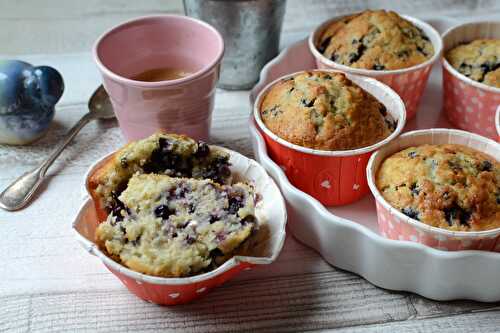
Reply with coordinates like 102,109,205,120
253,69,406,207
441,21,500,141
309,14,442,120
367,128,500,252
74,148,287,305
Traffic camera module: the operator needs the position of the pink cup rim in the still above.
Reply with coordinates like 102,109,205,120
367,128,500,238
441,20,500,94
308,13,443,76
253,69,407,157
93,14,225,88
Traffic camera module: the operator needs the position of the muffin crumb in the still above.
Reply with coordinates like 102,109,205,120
96,174,257,277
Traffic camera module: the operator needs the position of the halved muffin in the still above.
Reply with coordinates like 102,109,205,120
95,174,257,277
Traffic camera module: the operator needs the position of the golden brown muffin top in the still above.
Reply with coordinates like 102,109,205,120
446,39,500,89
376,144,500,231
260,71,395,151
317,10,434,70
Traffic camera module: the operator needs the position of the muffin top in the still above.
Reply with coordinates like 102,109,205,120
446,39,500,88
376,144,500,231
260,71,396,151
89,132,231,215
317,10,434,70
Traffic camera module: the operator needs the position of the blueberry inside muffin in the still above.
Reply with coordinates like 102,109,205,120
317,10,434,70
89,133,231,216
446,39,500,88
96,174,257,277
260,71,396,151
376,144,500,231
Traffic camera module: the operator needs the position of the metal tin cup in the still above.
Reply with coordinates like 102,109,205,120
184,0,286,90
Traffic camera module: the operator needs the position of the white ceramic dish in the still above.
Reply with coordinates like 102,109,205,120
249,17,500,302
496,106,500,139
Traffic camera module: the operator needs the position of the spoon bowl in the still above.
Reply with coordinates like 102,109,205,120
89,85,115,120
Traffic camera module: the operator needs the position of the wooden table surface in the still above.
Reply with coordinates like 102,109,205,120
1,1,500,332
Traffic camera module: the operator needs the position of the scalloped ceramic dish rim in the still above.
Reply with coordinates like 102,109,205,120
366,128,500,239
249,117,500,258
93,14,225,88
496,106,500,135
308,13,443,76
253,69,407,157
73,146,287,286
440,20,500,94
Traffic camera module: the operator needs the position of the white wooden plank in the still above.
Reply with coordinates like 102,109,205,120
0,271,416,332
332,310,500,333
1,276,498,332
0,0,184,55
2,0,500,55
410,295,500,318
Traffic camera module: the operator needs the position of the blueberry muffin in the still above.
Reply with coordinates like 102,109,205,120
446,39,500,88
260,71,396,151
376,144,500,231
96,174,257,277
88,133,231,220
317,10,434,70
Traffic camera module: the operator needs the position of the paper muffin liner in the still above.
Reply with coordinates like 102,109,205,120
73,148,287,305
253,69,406,206
441,21,500,140
367,128,500,252
308,13,442,120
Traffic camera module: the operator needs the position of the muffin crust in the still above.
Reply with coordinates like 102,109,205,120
317,10,434,70
260,71,395,151
446,39,500,88
376,144,500,231
88,133,231,220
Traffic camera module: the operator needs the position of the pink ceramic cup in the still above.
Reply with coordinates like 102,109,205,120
93,15,224,141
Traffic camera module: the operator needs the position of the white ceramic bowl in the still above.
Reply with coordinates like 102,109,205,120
74,146,287,305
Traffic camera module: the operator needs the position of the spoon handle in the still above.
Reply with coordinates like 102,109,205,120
0,112,93,211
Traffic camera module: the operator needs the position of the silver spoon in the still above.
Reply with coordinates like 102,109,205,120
0,85,115,211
